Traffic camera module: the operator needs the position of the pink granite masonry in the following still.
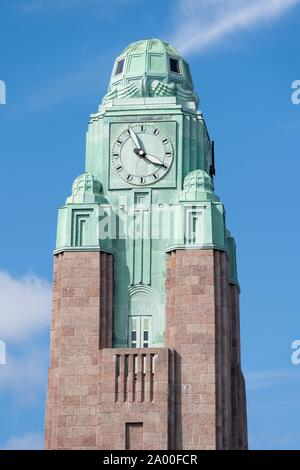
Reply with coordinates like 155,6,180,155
45,251,113,450
165,249,247,450
45,249,247,450
97,348,174,450
229,283,248,449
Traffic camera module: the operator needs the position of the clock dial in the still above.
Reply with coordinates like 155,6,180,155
112,124,174,186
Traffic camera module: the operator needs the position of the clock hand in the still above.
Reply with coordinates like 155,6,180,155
144,153,167,169
129,127,141,150
133,148,167,169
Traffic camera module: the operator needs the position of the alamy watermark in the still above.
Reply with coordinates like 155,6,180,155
0,340,6,365
291,340,300,365
0,80,6,105
96,202,205,244
291,80,300,105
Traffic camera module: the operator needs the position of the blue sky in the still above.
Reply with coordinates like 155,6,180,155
0,0,300,450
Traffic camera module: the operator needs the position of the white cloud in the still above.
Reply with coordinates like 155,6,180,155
0,271,50,449
0,347,48,400
245,368,300,391
0,270,51,343
173,0,300,54
0,432,44,450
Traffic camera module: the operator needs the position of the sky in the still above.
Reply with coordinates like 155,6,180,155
0,0,300,450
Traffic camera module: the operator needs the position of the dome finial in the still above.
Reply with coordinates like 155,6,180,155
66,173,105,204
178,170,219,202
102,38,199,107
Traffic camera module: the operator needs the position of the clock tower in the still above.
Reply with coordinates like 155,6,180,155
45,39,248,450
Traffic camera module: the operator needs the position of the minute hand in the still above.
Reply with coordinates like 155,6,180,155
144,153,166,167
129,127,141,150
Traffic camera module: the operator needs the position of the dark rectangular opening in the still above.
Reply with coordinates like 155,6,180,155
115,58,125,75
169,57,180,74
125,422,143,450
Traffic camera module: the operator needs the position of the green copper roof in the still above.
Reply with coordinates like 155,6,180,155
119,39,180,56
104,38,198,106
66,172,106,204
178,170,219,202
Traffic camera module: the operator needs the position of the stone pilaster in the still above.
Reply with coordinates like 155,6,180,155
229,283,248,450
45,251,113,450
165,249,245,450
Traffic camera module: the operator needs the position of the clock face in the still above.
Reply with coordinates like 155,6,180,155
111,124,174,186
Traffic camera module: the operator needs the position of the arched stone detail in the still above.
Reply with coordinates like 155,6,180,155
121,285,159,347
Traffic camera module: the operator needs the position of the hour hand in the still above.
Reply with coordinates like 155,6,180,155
145,153,167,168
129,127,141,150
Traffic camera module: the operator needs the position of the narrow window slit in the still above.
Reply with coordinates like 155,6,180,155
150,354,155,402
115,354,120,402
141,354,146,402
123,354,129,402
